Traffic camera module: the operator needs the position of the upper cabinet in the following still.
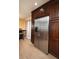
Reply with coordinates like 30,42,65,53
49,2,59,19
32,0,59,20
32,2,49,19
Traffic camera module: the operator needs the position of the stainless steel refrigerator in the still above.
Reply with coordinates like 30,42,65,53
34,16,49,54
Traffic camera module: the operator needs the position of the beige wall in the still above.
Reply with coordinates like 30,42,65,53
19,18,26,30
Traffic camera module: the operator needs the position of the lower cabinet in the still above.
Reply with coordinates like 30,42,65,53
49,17,59,58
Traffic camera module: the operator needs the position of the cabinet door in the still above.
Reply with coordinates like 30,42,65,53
49,2,59,19
49,19,59,58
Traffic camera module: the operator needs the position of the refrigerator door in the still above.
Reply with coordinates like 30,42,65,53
34,20,40,48
34,16,49,54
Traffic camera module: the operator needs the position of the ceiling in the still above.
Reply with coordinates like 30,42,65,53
19,0,50,19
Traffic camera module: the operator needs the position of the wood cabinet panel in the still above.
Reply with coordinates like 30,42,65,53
49,1,59,19
49,19,59,58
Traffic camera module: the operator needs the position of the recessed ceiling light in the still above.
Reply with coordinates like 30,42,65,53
35,2,37,6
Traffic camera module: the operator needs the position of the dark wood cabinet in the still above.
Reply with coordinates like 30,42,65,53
31,0,59,58
49,2,59,19
49,18,59,58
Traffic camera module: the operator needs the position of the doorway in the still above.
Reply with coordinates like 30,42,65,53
26,20,31,40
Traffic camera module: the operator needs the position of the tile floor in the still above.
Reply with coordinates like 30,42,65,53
19,39,57,59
